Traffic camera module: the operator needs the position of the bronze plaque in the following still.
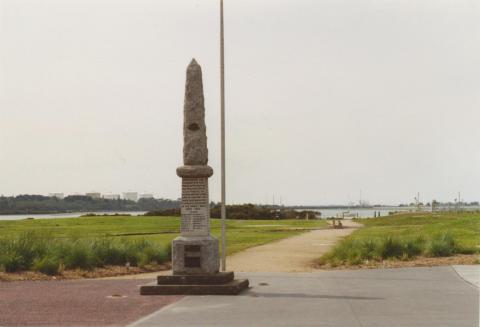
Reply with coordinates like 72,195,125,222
185,256,201,268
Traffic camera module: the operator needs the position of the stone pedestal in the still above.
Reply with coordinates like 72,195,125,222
172,236,219,275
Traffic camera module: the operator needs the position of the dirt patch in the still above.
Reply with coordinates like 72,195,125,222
0,263,170,282
316,254,479,270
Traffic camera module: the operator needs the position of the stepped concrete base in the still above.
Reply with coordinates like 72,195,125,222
157,271,234,285
140,272,249,296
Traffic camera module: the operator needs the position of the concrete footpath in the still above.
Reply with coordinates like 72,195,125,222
131,266,479,327
453,265,480,288
227,220,361,272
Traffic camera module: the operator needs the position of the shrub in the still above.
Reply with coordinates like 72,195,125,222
320,238,375,265
33,257,60,275
92,239,126,266
360,239,377,260
347,255,363,265
402,237,425,259
376,236,403,259
138,246,168,267
122,239,169,267
63,242,95,270
1,253,23,273
326,239,354,262
123,242,143,267
0,232,50,271
426,234,456,257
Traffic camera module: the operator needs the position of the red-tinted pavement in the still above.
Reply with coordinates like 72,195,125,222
0,279,182,326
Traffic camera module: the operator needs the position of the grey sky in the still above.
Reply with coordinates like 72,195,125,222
1,0,479,205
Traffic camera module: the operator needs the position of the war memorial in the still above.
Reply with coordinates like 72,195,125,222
140,59,249,295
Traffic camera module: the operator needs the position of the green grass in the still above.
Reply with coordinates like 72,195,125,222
0,232,171,274
319,212,480,266
0,216,327,274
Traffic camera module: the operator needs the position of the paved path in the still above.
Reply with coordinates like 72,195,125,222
131,266,479,327
227,220,361,272
1,265,477,326
453,265,480,288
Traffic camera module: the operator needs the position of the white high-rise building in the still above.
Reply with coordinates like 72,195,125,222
103,194,121,200
48,193,64,199
123,192,138,202
139,193,154,200
86,192,101,199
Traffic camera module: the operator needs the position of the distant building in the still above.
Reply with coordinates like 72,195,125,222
48,193,64,199
86,192,101,199
123,192,138,202
139,193,154,200
103,194,121,200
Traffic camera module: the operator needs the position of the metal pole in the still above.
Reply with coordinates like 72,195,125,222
220,0,227,272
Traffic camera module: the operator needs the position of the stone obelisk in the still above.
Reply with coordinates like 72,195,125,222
140,59,248,295
173,59,219,274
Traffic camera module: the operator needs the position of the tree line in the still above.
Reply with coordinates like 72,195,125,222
0,195,180,215
145,203,317,220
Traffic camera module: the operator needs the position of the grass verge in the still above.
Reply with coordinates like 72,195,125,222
318,212,479,268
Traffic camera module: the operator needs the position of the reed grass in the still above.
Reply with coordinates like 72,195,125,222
0,231,170,274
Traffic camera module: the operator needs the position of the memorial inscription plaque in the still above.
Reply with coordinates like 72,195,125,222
181,177,210,236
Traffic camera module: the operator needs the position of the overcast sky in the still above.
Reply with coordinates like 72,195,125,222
0,0,479,205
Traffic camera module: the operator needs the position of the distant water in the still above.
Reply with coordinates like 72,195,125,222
306,208,406,219
0,209,391,220
0,211,147,221
306,206,480,219
0,206,478,221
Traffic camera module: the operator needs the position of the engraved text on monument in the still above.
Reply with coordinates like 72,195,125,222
181,177,210,236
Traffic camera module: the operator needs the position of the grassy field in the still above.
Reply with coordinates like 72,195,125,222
319,211,480,267
0,216,327,274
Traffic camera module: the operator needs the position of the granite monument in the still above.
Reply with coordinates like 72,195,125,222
140,59,248,295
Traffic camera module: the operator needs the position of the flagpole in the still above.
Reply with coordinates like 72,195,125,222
220,0,227,272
